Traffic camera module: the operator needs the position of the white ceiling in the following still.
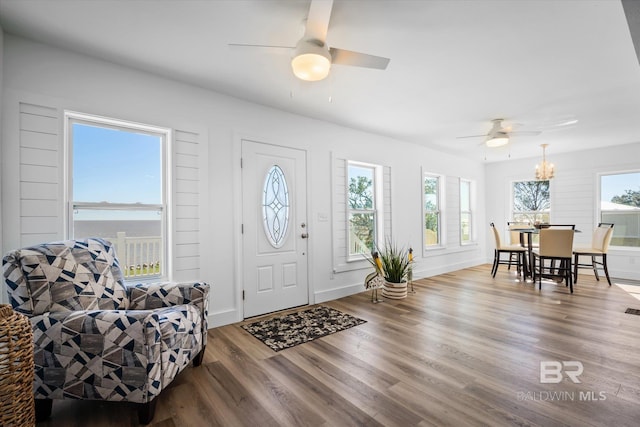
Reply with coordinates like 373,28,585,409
1,0,640,162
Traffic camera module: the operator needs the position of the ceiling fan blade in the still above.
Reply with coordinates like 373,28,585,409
456,134,487,139
228,43,294,53
329,48,390,69
511,130,542,136
304,0,333,42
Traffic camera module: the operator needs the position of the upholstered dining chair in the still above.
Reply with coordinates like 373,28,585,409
533,228,575,292
573,223,614,286
2,237,210,424
490,223,526,278
507,221,532,246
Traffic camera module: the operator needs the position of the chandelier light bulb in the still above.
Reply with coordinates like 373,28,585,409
535,144,555,180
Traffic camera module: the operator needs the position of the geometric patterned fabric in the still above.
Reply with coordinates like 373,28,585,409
2,238,209,404
7,238,128,315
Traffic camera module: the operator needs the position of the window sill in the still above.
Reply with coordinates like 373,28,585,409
609,247,640,254
422,244,479,257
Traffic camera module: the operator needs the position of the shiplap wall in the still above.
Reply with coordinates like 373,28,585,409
445,176,460,246
173,129,202,281
19,102,62,246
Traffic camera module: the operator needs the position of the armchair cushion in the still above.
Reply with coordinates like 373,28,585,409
4,238,128,316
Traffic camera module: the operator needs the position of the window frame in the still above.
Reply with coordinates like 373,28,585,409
346,160,383,261
423,172,444,250
64,111,171,280
598,170,640,250
460,178,474,245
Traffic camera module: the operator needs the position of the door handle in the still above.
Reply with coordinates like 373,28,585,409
301,233,309,239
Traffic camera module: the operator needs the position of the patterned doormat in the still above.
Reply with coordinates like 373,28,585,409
241,306,366,352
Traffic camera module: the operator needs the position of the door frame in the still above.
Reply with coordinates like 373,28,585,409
232,132,313,321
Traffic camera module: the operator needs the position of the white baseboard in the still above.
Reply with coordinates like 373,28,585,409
314,282,364,304
207,308,241,328
314,257,487,304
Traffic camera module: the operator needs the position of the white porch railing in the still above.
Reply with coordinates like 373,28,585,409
106,232,162,278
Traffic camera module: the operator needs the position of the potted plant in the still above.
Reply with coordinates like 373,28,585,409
368,239,412,299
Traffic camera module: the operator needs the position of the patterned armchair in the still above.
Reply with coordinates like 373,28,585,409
2,238,209,424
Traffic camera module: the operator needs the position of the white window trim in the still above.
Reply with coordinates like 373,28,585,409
460,178,475,245
422,170,445,252
597,169,640,251
64,110,172,281
346,160,384,262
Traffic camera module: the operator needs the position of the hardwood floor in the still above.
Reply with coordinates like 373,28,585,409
38,265,640,426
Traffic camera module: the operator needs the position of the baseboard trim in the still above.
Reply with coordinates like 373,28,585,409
207,308,241,328
314,258,486,304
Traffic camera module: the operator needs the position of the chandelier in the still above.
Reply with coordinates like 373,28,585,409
535,143,555,180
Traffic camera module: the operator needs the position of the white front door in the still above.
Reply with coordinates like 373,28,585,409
241,140,308,318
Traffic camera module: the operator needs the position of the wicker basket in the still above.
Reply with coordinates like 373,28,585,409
0,304,35,427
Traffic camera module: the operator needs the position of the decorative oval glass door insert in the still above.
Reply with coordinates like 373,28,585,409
262,165,290,248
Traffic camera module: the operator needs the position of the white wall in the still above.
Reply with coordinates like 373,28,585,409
485,143,640,280
0,26,4,260
1,35,487,326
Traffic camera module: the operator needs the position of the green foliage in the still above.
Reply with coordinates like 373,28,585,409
368,238,410,283
349,213,375,254
349,175,375,252
348,176,373,209
124,262,160,277
611,187,640,207
424,177,439,236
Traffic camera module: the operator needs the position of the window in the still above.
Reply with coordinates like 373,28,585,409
423,174,441,247
512,180,550,224
347,162,377,257
600,172,640,248
262,165,290,248
66,112,169,278
460,179,473,244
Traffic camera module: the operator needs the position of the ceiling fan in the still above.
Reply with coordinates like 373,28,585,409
457,119,541,147
229,0,390,82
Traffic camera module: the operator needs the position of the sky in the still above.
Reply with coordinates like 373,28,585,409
73,123,162,221
601,172,640,203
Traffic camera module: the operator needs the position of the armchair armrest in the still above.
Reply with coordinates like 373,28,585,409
127,281,210,346
127,282,209,310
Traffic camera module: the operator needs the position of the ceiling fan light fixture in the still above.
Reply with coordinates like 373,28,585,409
485,135,509,147
291,40,331,81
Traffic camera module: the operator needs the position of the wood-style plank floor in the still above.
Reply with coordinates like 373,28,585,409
38,265,640,426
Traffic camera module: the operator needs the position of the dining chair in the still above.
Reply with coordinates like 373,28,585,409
573,223,614,286
533,228,575,292
507,221,532,245
490,223,526,278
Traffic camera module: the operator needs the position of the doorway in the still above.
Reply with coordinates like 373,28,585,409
241,140,309,318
